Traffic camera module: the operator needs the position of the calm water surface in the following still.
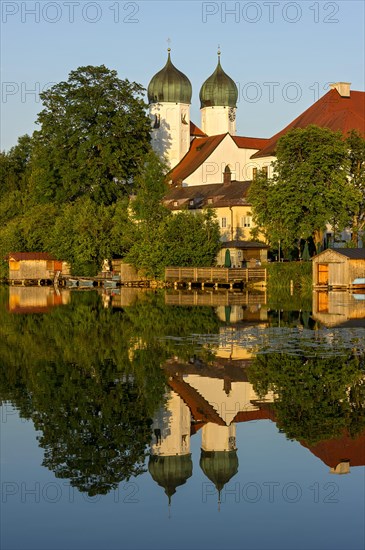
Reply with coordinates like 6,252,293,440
0,286,364,550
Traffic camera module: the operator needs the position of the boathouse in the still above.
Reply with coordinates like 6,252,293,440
6,252,70,283
312,248,365,289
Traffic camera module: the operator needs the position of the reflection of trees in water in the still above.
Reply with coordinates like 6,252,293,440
248,350,365,444
0,290,220,495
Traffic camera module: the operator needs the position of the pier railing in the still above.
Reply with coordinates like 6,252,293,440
165,267,267,283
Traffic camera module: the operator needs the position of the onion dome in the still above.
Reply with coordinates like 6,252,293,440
148,454,193,504
148,49,192,105
200,50,238,108
200,450,238,495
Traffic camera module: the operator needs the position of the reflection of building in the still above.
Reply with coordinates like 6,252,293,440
300,430,365,475
312,291,365,327
8,286,70,314
149,391,193,505
149,357,274,503
149,354,365,501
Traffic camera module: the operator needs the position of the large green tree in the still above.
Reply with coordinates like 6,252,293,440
346,130,365,244
30,65,152,205
249,125,361,250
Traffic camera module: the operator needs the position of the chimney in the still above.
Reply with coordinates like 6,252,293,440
223,165,232,185
329,82,351,97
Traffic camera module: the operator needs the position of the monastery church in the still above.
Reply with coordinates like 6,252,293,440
147,49,365,263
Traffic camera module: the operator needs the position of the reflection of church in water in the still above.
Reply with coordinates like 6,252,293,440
148,334,271,505
148,332,365,504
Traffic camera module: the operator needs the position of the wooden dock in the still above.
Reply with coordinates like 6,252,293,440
165,267,267,289
165,290,266,307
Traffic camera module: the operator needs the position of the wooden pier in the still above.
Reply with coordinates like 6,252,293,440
165,289,266,307
165,267,267,289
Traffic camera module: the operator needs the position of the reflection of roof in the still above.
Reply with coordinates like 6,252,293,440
300,430,365,468
7,252,57,261
167,134,227,183
251,89,365,159
164,358,251,382
232,409,273,423
168,376,226,426
164,180,251,210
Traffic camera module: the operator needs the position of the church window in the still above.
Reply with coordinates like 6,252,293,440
262,166,268,178
252,168,257,180
221,217,227,228
241,216,251,227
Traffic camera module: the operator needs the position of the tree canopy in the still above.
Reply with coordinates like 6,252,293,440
248,125,363,251
30,65,152,205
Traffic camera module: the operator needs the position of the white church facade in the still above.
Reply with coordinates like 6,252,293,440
146,49,365,254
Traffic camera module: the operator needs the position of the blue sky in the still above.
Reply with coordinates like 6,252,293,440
1,0,364,151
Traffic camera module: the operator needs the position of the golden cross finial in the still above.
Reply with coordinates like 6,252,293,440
218,44,221,57
167,37,171,52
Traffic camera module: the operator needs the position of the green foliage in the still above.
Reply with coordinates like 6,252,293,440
267,261,312,290
249,125,361,248
47,198,117,275
123,154,221,278
248,350,365,444
346,130,365,243
31,65,152,205
163,209,221,268
0,134,33,199
0,289,220,495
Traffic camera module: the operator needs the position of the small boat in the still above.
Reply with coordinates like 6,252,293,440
351,278,365,290
66,278,79,287
104,275,120,288
78,279,95,288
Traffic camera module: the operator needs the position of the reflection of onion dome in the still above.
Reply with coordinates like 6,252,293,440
200,450,238,495
199,51,238,108
148,454,193,504
148,49,192,105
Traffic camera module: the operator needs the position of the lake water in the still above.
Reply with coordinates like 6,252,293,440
1,286,364,550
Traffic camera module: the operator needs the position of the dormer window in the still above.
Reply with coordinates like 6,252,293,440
173,201,178,207
189,200,194,206
207,198,213,204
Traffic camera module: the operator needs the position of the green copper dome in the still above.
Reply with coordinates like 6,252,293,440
200,450,238,493
200,53,238,108
148,50,192,105
148,454,193,504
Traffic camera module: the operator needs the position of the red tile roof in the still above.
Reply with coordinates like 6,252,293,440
190,121,207,137
7,252,57,261
167,134,227,183
232,136,270,149
251,88,365,159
